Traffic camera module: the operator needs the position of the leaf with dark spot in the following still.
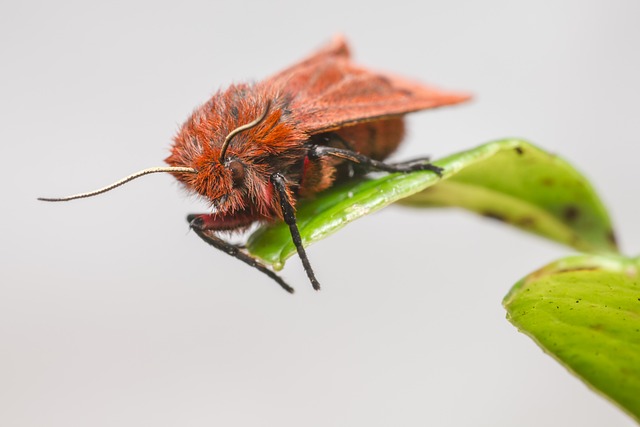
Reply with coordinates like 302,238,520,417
563,205,580,222
482,211,507,222
504,254,640,423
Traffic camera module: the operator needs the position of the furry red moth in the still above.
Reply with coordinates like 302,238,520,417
39,36,470,293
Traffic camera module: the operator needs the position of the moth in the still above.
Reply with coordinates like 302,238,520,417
40,36,470,293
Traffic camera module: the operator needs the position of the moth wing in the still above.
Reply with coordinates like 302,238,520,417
265,35,351,87
288,60,471,133
262,36,470,133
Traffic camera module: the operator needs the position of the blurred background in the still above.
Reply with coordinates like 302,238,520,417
1,1,639,426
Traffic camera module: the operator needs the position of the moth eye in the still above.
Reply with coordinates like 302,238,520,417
227,160,245,187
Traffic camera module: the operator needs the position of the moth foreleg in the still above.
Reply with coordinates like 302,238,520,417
187,214,294,294
270,173,322,291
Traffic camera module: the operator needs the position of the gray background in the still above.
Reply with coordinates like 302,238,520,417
2,1,639,426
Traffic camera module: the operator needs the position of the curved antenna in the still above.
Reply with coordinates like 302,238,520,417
38,166,197,202
218,100,271,163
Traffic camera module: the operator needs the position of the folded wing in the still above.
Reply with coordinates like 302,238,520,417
263,36,471,134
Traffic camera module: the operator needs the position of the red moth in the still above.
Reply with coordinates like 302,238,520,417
40,36,470,293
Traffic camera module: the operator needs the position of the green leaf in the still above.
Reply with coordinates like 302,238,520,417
503,254,640,423
399,139,616,254
247,139,617,268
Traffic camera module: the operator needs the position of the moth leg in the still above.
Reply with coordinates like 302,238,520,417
308,145,443,176
389,156,434,168
270,173,322,291
314,132,357,151
318,132,357,177
187,214,294,294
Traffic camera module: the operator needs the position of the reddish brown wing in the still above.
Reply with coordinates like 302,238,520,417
262,36,471,134
266,34,351,84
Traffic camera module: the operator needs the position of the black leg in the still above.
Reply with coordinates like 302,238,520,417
271,173,322,291
312,132,357,151
188,215,295,294
389,156,433,168
308,145,444,176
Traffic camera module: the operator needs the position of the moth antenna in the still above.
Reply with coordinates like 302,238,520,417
38,166,197,202
219,100,271,163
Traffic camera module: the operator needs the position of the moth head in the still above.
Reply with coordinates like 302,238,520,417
166,100,275,214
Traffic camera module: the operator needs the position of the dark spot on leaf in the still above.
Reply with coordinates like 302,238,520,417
591,324,604,331
541,177,555,186
515,146,524,155
482,211,507,222
518,216,536,227
607,229,618,247
556,266,600,274
563,205,580,222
